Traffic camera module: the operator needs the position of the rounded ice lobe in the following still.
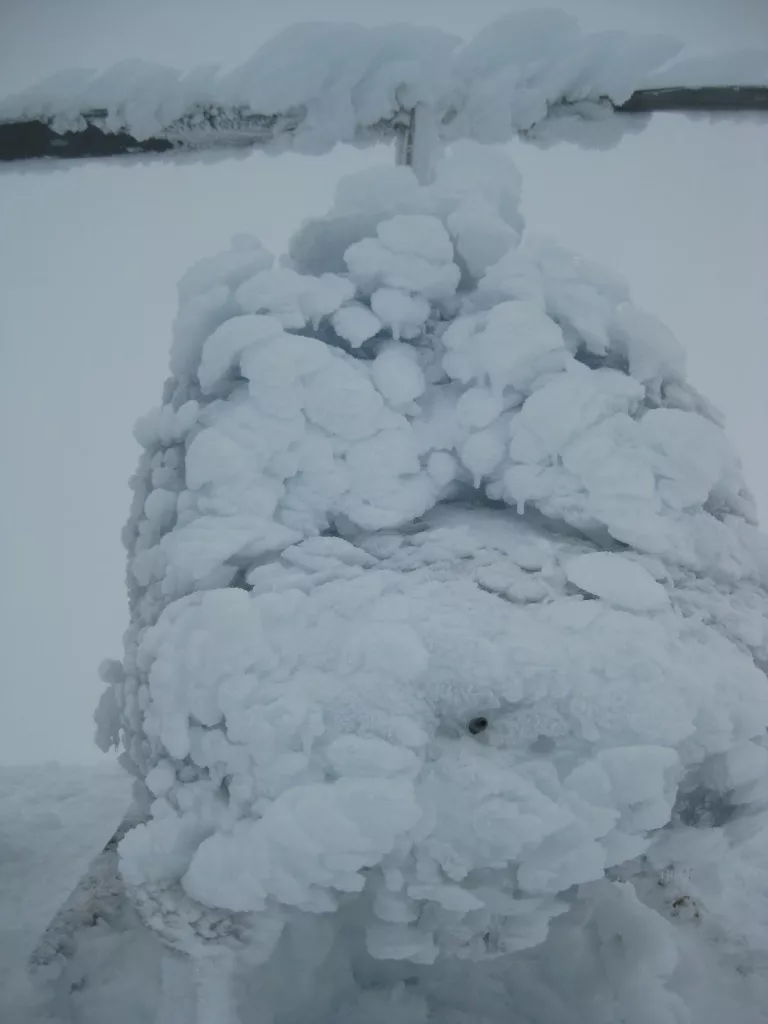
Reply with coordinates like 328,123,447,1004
345,234,460,302
456,387,503,429
198,314,284,393
182,777,423,913
236,268,354,329
460,425,507,484
371,288,430,341
565,553,669,612
442,300,568,395
326,735,421,777
447,195,521,277
304,362,384,439
372,345,426,405
332,303,382,347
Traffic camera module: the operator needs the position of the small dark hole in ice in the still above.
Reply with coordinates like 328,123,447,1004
468,716,489,736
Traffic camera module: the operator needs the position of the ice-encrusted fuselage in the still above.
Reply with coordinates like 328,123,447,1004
63,144,768,1023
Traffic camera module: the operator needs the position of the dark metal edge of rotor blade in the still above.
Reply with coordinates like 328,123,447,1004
618,85,768,114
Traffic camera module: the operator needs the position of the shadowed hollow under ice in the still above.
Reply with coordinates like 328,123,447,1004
68,142,768,1023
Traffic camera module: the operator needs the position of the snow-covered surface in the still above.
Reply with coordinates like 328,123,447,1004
648,49,768,88
42,137,767,1022
2,11,766,154
0,763,130,1019
7,761,768,1024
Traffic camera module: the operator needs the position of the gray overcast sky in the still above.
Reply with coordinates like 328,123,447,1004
1,0,766,765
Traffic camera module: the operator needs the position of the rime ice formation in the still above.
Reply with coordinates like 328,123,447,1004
90,141,768,1023
3,11,767,159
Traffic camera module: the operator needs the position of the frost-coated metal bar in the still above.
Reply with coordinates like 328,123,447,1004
395,104,441,185
617,84,768,113
2,85,766,165
193,951,241,1024
157,951,197,1024
394,109,414,172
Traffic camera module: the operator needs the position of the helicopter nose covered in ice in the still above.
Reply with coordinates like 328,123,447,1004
98,142,768,979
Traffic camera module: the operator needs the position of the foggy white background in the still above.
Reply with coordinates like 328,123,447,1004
1,0,766,765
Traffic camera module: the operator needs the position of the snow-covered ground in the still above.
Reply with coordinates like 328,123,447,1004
0,763,130,1021
3,758,768,1023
